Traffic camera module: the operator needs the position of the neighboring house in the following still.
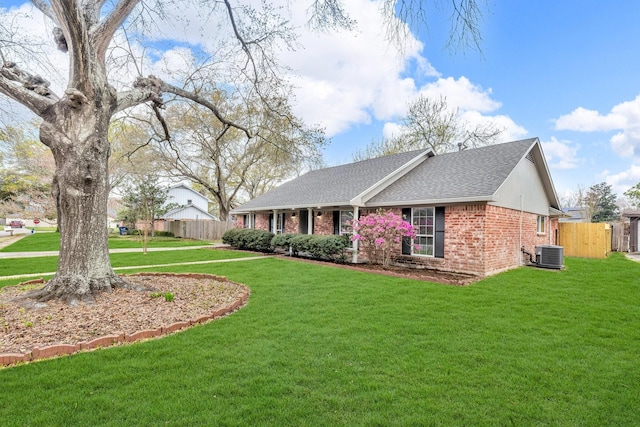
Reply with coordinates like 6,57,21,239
137,184,217,232
231,138,564,277
161,183,217,221
560,206,588,222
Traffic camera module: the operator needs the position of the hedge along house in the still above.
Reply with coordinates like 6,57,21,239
231,138,564,277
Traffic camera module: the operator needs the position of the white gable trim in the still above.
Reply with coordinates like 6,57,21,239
350,149,434,207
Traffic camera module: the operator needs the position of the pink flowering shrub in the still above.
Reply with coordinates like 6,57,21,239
350,210,417,267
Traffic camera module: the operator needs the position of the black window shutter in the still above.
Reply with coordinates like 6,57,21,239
269,213,274,233
402,208,412,255
243,214,248,228
333,210,340,235
282,214,286,233
435,207,445,258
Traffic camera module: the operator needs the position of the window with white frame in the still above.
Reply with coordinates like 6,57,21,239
412,207,435,256
537,215,546,234
339,210,354,235
244,214,255,229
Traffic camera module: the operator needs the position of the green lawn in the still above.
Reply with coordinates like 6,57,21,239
0,232,207,252
0,249,260,288
1,253,639,426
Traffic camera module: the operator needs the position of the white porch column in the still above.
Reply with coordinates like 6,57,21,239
352,206,359,263
272,210,278,234
307,208,313,234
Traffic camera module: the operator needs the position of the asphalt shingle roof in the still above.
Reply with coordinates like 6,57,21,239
233,138,540,212
368,138,537,204
234,149,425,211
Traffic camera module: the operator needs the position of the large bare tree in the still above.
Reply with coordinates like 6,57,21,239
0,0,485,304
151,93,325,220
353,95,503,160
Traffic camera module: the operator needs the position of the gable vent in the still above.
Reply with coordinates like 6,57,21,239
525,150,535,164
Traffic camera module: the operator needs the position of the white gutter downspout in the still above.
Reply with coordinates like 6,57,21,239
352,205,359,263
519,194,523,265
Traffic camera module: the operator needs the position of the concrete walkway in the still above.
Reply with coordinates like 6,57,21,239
0,244,223,259
626,253,640,262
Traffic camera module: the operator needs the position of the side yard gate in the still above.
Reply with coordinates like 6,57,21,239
558,223,611,259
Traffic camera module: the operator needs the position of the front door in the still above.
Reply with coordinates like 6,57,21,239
299,210,308,234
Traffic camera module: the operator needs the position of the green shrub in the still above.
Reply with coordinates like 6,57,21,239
307,235,350,262
287,233,350,261
222,228,274,252
224,229,349,259
289,234,313,255
271,234,297,251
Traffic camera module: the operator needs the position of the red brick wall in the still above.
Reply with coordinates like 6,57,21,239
394,204,556,277
242,205,557,277
313,210,334,235
285,213,299,234
256,213,270,231
246,212,301,234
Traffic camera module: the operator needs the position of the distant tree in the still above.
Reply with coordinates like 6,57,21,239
623,182,640,209
152,94,325,220
587,182,619,223
120,176,174,251
353,95,503,160
0,124,56,221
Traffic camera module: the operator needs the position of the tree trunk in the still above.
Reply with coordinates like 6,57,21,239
29,97,140,304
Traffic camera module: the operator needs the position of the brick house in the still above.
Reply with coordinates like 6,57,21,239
231,138,564,277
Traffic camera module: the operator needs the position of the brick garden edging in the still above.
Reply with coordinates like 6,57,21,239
0,273,250,367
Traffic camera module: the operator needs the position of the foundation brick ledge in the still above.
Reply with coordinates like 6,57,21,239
0,274,250,368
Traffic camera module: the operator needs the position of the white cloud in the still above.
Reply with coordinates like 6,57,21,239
458,110,526,142
602,164,640,195
416,76,501,113
382,122,403,140
555,95,640,158
278,0,431,136
541,137,581,170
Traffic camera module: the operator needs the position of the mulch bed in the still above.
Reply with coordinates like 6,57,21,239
277,254,479,285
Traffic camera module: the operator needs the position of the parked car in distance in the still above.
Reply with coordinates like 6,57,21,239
9,220,24,228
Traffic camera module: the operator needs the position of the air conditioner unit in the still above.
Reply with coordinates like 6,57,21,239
535,245,564,269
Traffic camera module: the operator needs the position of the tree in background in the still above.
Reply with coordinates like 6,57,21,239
120,175,175,253
152,94,325,220
0,0,485,303
353,95,503,160
623,183,640,209
587,182,619,223
0,124,56,222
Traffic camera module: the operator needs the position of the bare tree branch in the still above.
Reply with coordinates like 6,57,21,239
30,0,59,24
161,81,252,138
0,62,58,115
92,0,141,60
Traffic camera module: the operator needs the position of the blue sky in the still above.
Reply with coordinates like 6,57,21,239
2,1,640,202
320,1,640,200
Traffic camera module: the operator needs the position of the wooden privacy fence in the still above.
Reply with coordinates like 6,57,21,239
558,222,612,259
164,220,235,241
